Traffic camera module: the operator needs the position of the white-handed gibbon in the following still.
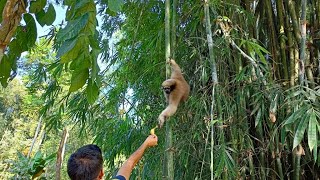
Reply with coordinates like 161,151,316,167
158,59,190,128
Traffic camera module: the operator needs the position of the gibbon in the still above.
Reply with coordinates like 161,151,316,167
158,59,190,128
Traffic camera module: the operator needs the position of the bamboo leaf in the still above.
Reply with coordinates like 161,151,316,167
313,144,318,163
293,111,310,149
284,106,307,125
255,108,262,127
269,94,278,113
308,111,317,151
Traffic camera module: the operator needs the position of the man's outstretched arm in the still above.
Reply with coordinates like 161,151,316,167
116,135,158,180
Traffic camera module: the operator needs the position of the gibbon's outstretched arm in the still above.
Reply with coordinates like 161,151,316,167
169,59,183,79
158,104,178,127
158,59,190,128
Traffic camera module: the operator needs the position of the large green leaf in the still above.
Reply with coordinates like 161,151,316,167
0,55,11,87
75,0,91,10
108,0,124,12
29,0,47,13
56,13,89,42
8,39,24,56
23,13,37,49
35,9,46,26
69,68,89,92
308,111,317,151
15,26,29,52
293,110,310,149
0,0,6,22
69,52,91,70
86,79,99,104
59,37,89,63
36,4,56,26
56,37,78,58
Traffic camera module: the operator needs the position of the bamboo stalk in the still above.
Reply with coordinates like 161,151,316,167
256,122,266,180
298,0,307,85
164,0,174,179
288,0,302,43
275,134,284,180
276,0,289,84
171,0,177,59
204,1,218,179
284,0,298,87
265,0,280,79
293,145,305,180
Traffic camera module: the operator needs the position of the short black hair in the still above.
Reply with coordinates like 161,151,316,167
67,144,103,180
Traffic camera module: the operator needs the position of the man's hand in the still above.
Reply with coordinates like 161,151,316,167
116,134,158,180
144,135,158,147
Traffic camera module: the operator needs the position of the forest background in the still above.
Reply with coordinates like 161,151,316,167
0,0,320,179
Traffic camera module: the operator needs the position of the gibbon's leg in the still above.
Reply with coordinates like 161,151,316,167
158,104,178,128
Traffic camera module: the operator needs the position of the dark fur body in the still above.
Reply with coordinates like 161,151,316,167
158,59,190,127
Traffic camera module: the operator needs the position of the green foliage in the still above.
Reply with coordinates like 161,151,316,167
29,0,47,14
54,0,100,94
0,56,11,87
36,4,56,26
108,0,124,12
7,151,55,179
0,0,5,22
1,0,320,179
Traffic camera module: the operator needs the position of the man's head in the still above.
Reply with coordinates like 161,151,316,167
67,144,104,180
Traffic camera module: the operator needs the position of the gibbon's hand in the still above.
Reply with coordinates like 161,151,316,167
144,135,158,147
166,58,175,64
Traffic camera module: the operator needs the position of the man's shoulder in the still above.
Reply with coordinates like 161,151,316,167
112,175,126,180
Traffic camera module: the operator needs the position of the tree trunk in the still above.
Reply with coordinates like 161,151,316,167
0,0,26,63
28,117,42,158
56,128,69,180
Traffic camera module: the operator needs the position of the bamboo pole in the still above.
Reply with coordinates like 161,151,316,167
288,0,302,43
298,0,307,85
276,0,289,84
293,145,304,180
164,0,174,179
171,0,177,59
203,1,218,179
284,0,298,87
265,0,280,79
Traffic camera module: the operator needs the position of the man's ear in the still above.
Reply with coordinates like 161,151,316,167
98,169,104,179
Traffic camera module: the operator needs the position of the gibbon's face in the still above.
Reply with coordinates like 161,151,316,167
163,87,171,94
163,85,175,94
